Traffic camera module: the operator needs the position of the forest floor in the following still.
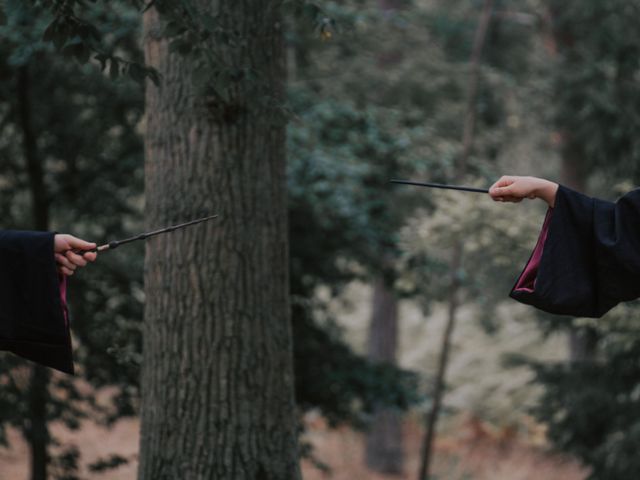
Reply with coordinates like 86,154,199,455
0,412,587,480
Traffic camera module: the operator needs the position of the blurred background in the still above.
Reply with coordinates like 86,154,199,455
1,0,640,479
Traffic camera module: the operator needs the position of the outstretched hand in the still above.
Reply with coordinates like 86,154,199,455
54,234,97,276
489,175,559,207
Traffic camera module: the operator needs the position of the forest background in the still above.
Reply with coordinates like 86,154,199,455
1,0,640,479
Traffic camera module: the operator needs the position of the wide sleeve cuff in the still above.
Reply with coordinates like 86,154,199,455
0,231,74,374
509,185,603,318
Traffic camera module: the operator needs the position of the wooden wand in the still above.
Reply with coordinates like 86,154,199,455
390,179,489,194
72,214,219,255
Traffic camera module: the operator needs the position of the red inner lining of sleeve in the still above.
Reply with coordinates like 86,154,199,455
514,208,553,293
59,275,69,327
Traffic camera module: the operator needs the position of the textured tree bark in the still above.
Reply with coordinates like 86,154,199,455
18,63,52,480
138,3,300,480
365,276,403,475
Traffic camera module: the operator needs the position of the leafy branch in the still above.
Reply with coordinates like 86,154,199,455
37,0,160,85
35,0,335,107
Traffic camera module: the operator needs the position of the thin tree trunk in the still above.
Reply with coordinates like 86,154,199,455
138,3,300,480
417,247,461,480
364,1,407,473
26,366,50,480
18,66,49,230
18,63,52,480
365,276,403,475
417,1,494,478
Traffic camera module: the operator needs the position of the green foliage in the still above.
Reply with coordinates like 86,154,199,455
398,190,544,326
286,0,550,436
0,4,423,470
288,88,422,424
34,0,160,85
549,0,640,182
531,325,640,480
9,0,640,477
34,0,323,108
49,445,81,480
88,454,130,473
294,313,420,427
0,0,144,471
520,2,640,478
288,88,409,273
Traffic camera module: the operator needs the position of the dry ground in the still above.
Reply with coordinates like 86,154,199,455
0,414,587,480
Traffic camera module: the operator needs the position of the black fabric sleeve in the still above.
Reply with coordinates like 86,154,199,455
510,185,640,318
0,230,74,374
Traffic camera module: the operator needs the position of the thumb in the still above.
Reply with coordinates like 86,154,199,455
490,185,512,196
67,235,97,251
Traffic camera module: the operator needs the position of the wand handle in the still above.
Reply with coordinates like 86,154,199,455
70,244,111,256
390,179,489,194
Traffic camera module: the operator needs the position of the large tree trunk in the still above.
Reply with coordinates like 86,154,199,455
18,63,52,480
138,4,300,480
365,276,403,475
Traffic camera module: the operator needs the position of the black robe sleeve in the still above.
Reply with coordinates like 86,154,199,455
510,185,640,318
0,230,74,374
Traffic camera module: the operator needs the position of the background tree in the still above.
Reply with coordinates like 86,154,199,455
0,2,144,479
525,1,640,478
5,0,640,479
364,1,409,474
287,1,434,473
418,3,495,478
138,1,302,478
1,2,421,476
286,87,420,464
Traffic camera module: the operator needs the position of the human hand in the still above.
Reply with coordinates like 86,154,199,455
54,234,97,276
489,175,559,207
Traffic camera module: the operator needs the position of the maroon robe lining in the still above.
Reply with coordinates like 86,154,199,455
59,274,68,327
513,207,553,293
